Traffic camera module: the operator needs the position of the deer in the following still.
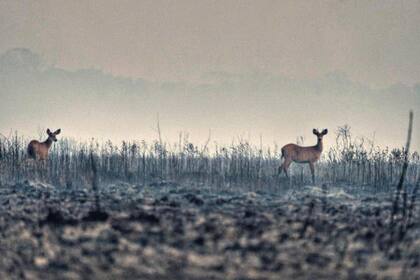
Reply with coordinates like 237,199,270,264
278,128,328,184
27,128,61,160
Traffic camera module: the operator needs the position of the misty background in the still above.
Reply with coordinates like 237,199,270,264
0,1,419,150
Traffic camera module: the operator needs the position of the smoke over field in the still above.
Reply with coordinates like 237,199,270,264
1,48,419,151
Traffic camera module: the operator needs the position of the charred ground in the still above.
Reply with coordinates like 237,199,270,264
0,180,419,279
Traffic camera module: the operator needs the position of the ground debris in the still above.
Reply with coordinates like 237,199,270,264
0,180,419,279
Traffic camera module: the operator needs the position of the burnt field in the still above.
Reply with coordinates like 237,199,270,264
0,180,419,280
0,129,419,279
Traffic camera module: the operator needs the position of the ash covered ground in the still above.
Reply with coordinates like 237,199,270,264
0,180,419,280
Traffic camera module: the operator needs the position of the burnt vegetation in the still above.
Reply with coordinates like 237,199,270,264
0,126,418,189
0,115,419,279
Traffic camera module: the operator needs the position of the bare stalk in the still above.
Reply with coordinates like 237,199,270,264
389,111,413,241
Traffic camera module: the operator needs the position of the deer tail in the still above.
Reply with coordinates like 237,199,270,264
27,144,36,159
280,147,285,161
278,148,285,176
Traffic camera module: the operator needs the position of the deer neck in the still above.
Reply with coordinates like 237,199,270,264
315,139,323,152
43,138,53,149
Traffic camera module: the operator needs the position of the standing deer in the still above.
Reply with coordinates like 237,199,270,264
278,128,328,184
27,128,61,160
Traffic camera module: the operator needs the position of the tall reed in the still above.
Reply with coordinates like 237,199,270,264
0,128,418,190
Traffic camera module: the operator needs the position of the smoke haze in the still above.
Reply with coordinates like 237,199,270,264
0,1,419,150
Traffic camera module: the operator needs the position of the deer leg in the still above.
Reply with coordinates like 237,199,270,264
283,159,292,178
278,164,283,176
309,162,315,184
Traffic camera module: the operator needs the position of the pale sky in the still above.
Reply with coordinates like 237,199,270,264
0,0,419,150
1,0,420,86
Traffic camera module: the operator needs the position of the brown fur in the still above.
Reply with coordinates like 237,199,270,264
27,129,61,160
279,129,327,184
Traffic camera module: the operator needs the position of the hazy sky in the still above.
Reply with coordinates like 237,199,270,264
0,0,419,150
2,0,420,86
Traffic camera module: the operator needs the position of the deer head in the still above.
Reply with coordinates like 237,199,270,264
47,128,61,142
312,128,328,142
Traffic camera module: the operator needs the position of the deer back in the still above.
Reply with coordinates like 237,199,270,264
28,140,50,160
282,144,322,163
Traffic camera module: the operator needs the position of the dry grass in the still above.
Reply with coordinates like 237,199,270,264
0,126,418,191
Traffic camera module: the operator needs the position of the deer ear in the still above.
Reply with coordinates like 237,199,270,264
312,129,318,135
54,129,61,135
47,128,51,135
322,129,328,135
